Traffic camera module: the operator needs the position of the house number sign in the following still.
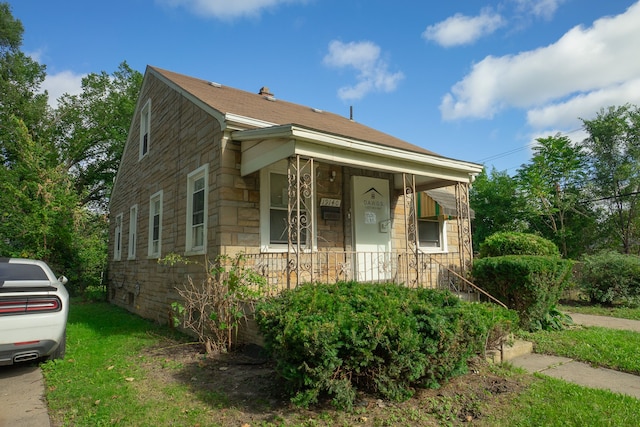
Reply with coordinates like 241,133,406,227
320,198,341,207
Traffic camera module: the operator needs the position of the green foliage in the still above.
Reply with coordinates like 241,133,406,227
577,250,640,306
469,168,528,251
532,304,573,331
581,105,640,254
255,282,516,409
479,232,560,258
515,134,590,258
472,255,573,330
161,253,272,354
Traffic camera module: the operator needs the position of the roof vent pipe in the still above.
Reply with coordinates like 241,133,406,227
350,105,353,121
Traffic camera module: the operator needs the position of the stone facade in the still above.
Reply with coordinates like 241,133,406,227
108,67,479,330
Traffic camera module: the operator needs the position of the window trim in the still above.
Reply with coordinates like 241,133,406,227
417,217,448,253
185,164,208,255
148,190,163,259
260,161,316,253
127,205,138,260
139,99,151,160
114,213,123,261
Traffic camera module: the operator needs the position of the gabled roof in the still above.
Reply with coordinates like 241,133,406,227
149,66,439,157
146,66,482,188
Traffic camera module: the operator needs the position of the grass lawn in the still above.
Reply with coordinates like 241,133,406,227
41,300,640,426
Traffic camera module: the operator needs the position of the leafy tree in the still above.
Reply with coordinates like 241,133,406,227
0,3,50,167
0,3,137,293
470,167,528,250
581,105,640,254
52,61,142,210
515,134,592,257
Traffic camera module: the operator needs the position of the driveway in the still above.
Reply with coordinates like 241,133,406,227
0,364,50,426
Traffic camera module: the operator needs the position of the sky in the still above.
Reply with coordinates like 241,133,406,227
8,0,640,174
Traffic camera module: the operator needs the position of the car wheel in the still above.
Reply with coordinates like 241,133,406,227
47,330,66,361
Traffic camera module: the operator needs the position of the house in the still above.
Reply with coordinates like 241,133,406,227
108,66,484,324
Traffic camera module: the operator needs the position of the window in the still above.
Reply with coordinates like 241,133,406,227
260,162,312,251
128,205,138,259
148,191,163,258
114,213,123,261
418,218,447,252
139,99,151,159
186,165,208,254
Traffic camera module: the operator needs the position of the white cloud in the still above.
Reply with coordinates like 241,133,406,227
422,9,505,47
158,0,305,19
512,0,567,20
323,40,404,101
440,1,640,123
527,79,640,129
42,70,85,108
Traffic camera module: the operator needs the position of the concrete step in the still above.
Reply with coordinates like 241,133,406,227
486,338,533,364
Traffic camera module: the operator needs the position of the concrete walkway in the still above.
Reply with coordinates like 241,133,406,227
510,312,640,399
0,364,51,426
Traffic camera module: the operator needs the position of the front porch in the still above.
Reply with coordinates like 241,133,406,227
241,250,505,307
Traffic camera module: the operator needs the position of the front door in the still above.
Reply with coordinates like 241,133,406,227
352,176,392,281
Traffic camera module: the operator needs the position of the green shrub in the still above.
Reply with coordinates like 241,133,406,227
472,255,573,330
578,251,640,306
479,232,560,258
255,282,516,410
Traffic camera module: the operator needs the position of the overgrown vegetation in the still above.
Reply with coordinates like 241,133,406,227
473,233,573,331
41,300,640,427
255,282,517,410
577,250,640,306
161,252,273,354
0,4,141,295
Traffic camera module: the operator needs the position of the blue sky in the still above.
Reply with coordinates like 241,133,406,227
9,0,640,173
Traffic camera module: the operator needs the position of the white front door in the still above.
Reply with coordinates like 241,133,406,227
352,176,392,281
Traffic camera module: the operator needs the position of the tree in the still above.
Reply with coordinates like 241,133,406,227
470,167,528,250
581,105,640,254
52,61,142,210
0,3,49,167
515,134,592,258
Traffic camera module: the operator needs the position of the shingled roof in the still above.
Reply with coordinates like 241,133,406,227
150,66,440,157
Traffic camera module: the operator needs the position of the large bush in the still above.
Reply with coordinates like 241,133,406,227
479,232,560,258
578,251,640,306
472,255,573,330
255,282,516,409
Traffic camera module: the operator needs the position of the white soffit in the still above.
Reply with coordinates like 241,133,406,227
234,125,482,180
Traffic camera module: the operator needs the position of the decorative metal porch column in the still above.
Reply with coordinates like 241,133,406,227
286,155,314,289
455,182,473,274
402,173,420,286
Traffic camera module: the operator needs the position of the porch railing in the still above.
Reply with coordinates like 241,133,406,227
241,251,506,307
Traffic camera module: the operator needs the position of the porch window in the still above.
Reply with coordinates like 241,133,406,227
261,161,313,251
186,165,208,254
128,205,138,259
148,190,163,258
139,99,151,159
114,213,123,261
418,218,447,252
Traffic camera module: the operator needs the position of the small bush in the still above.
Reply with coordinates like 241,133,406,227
472,255,573,330
479,232,560,258
578,251,640,306
255,282,516,410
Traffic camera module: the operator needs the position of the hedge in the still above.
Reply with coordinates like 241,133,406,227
255,282,517,409
472,255,573,330
479,232,560,258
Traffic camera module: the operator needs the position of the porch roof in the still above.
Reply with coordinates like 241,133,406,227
234,124,483,190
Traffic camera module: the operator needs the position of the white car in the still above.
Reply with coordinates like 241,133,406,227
0,258,69,365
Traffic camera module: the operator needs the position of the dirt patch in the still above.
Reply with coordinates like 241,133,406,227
138,338,529,426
